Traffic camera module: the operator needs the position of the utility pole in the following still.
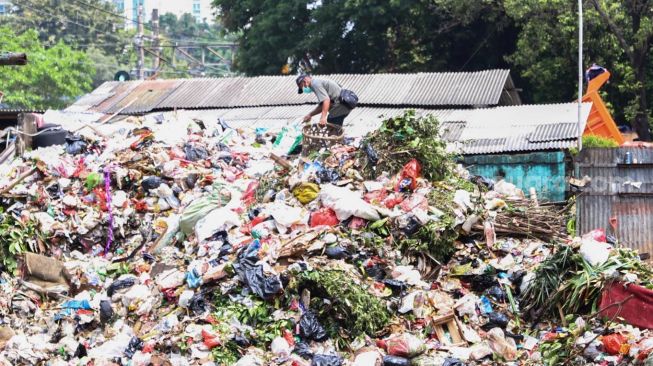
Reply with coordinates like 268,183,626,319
577,0,583,150
152,8,160,72
136,2,145,80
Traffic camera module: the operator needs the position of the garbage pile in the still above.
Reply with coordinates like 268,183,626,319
0,110,649,365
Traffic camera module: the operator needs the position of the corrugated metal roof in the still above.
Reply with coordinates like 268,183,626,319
66,70,518,114
576,148,653,257
123,102,589,153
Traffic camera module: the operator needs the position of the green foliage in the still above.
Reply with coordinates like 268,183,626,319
522,245,653,319
359,110,453,181
0,211,40,274
212,294,291,353
0,27,93,109
212,0,516,75
538,315,587,366
582,135,620,148
504,0,653,140
296,269,391,338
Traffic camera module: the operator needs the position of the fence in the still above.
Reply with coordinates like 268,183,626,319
575,147,653,256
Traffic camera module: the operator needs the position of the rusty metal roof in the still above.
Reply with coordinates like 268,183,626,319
66,70,519,114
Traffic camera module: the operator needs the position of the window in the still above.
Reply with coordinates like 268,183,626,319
193,3,200,12
0,4,5,15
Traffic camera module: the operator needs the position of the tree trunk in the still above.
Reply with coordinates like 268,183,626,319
634,65,652,141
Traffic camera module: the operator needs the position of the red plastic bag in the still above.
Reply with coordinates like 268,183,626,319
384,194,404,209
242,181,258,206
583,228,607,243
394,159,422,191
602,334,626,355
310,208,339,227
202,329,221,349
349,217,367,230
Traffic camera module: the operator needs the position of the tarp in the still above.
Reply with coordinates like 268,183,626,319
599,281,653,330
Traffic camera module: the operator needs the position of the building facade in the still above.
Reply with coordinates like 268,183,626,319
110,0,213,28
0,0,10,15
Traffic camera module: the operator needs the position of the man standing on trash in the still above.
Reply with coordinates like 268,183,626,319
297,74,355,126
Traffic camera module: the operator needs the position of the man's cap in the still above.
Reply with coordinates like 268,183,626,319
296,74,309,94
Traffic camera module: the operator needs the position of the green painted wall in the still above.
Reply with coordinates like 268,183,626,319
463,151,567,202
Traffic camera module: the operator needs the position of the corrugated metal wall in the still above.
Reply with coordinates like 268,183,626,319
576,147,653,256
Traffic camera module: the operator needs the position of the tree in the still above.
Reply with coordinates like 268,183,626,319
504,0,653,140
0,27,93,110
212,0,517,75
589,0,653,140
6,0,131,56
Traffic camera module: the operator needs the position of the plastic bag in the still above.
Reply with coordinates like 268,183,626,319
273,124,303,155
442,358,464,366
312,354,343,366
583,228,607,243
99,300,114,324
317,168,340,184
325,245,349,259
293,182,320,204
271,337,291,357
310,208,339,227
234,250,282,300
183,143,209,161
107,277,136,297
483,312,509,330
603,333,627,355
180,183,233,235
486,328,517,361
580,239,612,266
141,176,163,191
382,355,410,366
195,207,240,242
320,184,380,221
395,159,421,191
299,310,328,342
382,333,426,358
353,351,382,366
364,143,379,166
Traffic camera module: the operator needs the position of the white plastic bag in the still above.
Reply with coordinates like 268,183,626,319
319,184,380,221
580,239,612,266
195,207,240,242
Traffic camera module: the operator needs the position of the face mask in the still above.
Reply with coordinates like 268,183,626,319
303,86,312,94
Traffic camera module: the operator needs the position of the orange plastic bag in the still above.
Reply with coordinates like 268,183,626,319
602,334,626,355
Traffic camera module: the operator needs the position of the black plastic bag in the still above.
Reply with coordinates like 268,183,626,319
141,176,163,191
124,336,144,358
482,312,509,330
299,311,328,342
99,300,114,324
485,285,507,302
317,169,340,184
184,144,209,161
232,334,250,347
294,341,313,359
312,354,343,366
401,215,421,236
234,250,282,300
364,143,379,166
107,277,136,297
383,279,407,294
65,135,87,155
443,357,464,366
73,343,87,358
470,273,496,292
189,293,208,315
383,355,410,366
325,245,349,260
365,265,385,281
